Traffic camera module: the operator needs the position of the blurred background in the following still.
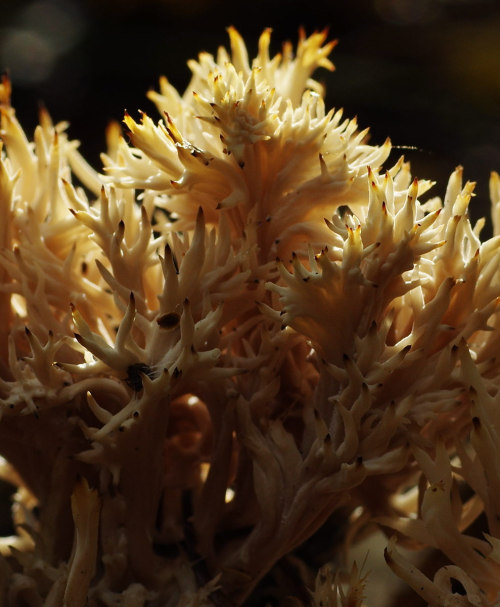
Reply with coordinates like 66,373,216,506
1,0,500,227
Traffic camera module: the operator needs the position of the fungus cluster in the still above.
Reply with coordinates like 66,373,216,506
0,27,500,607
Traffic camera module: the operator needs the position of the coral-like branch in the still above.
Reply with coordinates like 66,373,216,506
1,26,500,607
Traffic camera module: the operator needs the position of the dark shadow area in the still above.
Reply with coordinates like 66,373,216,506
0,478,16,537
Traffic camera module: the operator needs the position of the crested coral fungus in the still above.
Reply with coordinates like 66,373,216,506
0,25,500,607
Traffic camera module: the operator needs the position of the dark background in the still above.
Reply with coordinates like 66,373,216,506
1,0,500,229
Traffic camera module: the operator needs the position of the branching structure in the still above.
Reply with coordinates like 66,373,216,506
0,27,500,607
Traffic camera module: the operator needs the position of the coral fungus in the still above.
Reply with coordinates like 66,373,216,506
1,26,500,607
